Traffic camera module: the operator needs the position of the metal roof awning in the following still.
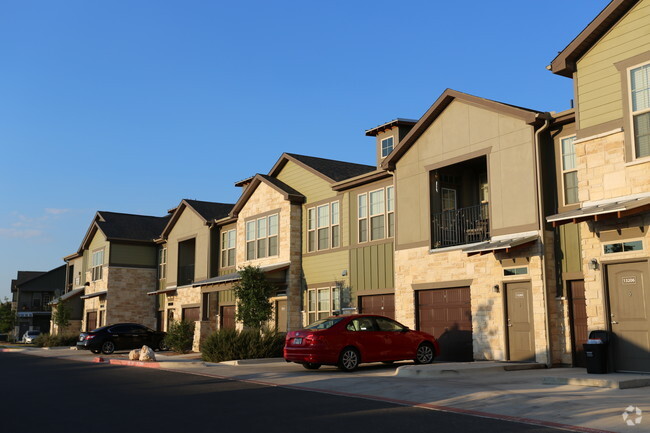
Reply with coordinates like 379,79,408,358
462,235,538,256
546,196,650,227
50,287,84,304
146,286,178,296
192,262,291,288
80,290,107,300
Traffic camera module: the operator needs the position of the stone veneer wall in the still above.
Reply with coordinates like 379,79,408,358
105,267,157,329
50,320,82,336
81,269,109,331
394,239,554,364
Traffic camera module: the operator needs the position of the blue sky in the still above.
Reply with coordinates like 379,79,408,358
0,0,609,300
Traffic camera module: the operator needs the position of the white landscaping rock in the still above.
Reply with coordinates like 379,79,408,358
129,349,140,361
139,345,156,362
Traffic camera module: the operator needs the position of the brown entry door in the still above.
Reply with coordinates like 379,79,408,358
417,288,472,361
506,282,535,362
607,262,650,373
359,294,395,319
86,311,97,332
275,300,287,332
220,305,236,330
569,280,588,367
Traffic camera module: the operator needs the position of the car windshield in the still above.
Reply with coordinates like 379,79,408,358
27,331,40,336
305,317,344,330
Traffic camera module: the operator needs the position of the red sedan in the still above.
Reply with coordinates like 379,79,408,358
284,314,439,371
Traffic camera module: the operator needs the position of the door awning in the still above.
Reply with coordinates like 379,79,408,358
546,196,650,227
462,235,538,256
80,290,107,300
50,287,84,304
192,262,291,288
146,287,178,296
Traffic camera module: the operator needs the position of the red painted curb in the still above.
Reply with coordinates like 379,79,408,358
107,359,162,368
92,357,105,363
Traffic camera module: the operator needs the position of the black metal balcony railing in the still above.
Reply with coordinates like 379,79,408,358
431,203,489,248
178,264,195,286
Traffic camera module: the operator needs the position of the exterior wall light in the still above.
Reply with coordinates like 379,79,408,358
493,284,500,293
589,258,599,270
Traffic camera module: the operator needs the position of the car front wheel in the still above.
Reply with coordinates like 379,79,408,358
338,347,360,372
414,342,434,364
101,340,115,355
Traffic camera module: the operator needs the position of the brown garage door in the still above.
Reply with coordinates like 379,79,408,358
359,294,394,319
417,287,472,361
221,305,236,330
86,311,97,332
182,307,200,323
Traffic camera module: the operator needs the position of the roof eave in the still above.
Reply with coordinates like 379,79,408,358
332,170,393,191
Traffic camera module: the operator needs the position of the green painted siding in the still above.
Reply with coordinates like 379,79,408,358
219,289,235,304
576,2,650,129
349,241,394,293
276,160,334,203
110,243,157,267
303,250,349,285
559,224,582,274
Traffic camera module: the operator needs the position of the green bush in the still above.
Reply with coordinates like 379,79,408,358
164,320,195,353
201,328,285,363
33,333,79,347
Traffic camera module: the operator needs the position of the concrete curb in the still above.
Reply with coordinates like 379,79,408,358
543,375,650,389
218,357,284,366
395,362,544,377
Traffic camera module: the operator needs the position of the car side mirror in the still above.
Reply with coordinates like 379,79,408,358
401,327,410,332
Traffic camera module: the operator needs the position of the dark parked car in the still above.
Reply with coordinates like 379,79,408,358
284,314,439,371
77,323,167,355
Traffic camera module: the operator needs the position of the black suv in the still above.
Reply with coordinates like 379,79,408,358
77,323,167,355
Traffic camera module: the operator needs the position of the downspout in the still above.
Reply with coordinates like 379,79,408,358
534,113,553,368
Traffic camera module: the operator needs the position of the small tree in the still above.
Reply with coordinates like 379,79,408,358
164,320,195,353
0,299,15,334
232,266,274,330
52,300,71,331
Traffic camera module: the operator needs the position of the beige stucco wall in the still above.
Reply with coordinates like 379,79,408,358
394,99,538,248
166,206,211,287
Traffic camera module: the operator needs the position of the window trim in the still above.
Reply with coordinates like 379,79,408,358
307,201,340,252
603,239,644,255
616,52,650,163
628,61,650,160
91,248,104,281
306,286,341,324
158,247,167,280
245,213,279,261
380,136,394,158
221,229,236,268
357,186,395,243
560,135,578,206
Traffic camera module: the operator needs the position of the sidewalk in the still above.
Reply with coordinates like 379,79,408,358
3,346,649,433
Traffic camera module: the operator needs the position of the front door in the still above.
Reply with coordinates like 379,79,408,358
569,280,588,367
86,311,97,332
506,282,535,362
607,261,650,373
275,299,287,332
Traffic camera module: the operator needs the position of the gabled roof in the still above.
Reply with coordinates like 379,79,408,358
14,265,66,293
549,0,640,77
159,199,234,239
230,174,305,217
11,271,47,293
75,211,170,253
381,89,542,170
268,153,375,183
365,118,418,137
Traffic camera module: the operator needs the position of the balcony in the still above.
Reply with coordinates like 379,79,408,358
432,203,489,249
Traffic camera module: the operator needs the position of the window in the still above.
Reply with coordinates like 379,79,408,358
307,201,340,252
441,188,457,211
381,136,394,158
504,267,528,276
561,136,578,205
306,286,341,324
604,240,643,254
358,186,394,243
246,214,279,260
221,229,236,267
158,247,167,279
91,249,104,281
630,63,650,159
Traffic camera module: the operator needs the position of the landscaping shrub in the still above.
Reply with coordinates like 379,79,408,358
33,333,79,347
201,328,285,362
164,320,195,353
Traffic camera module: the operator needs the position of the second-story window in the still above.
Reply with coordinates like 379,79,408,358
221,229,236,267
307,201,340,252
91,249,104,281
158,247,167,279
561,136,578,205
630,63,650,159
358,186,394,243
381,136,394,158
246,214,279,260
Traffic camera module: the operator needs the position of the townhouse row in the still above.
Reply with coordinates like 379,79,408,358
29,0,650,373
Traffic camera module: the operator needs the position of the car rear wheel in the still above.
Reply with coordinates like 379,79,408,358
101,340,115,355
414,342,434,364
157,339,168,352
302,363,321,370
338,347,360,372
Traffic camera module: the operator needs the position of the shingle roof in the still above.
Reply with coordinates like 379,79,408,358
184,200,234,222
257,174,304,198
285,153,376,182
11,271,47,292
96,211,170,242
